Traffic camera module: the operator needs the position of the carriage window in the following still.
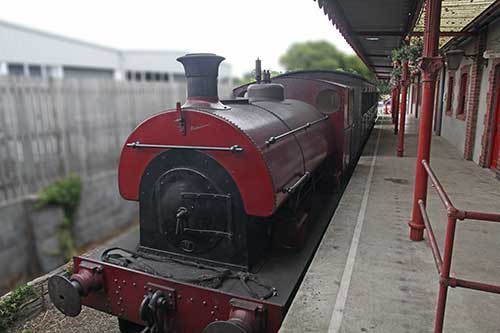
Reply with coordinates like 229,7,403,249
316,89,341,114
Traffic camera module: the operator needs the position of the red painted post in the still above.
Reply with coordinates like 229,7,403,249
435,213,458,332
408,0,443,241
398,61,409,157
393,85,400,133
390,87,397,123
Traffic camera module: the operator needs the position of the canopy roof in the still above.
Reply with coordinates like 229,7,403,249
414,0,495,33
315,0,497,79
315,0,424,80
414,0,496,47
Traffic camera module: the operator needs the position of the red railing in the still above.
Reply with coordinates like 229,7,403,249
419,160,500,332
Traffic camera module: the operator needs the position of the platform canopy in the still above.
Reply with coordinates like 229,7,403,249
414,0,497,48
314,0,424,80
315,0,496,80
414,0,495,34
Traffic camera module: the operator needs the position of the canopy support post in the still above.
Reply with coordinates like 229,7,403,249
409,0,443,241
398,61,409,157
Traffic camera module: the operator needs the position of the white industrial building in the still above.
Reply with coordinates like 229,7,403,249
0,20,232,82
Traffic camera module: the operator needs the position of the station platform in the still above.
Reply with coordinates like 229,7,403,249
280,114,500,332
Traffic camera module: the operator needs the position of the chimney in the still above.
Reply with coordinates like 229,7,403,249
176,53,225,106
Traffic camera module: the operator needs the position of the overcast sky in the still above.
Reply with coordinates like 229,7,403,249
0,0,353,76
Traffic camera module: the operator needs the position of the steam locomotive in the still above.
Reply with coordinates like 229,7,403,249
48,53,377,333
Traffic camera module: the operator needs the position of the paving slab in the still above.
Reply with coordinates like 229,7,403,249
281,115,500,333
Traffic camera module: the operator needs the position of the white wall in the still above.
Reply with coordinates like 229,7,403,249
440,40,476,155
120,50,186,73
0,20,119,69
120,50,233,78
0,20,233,80
473,57,492,163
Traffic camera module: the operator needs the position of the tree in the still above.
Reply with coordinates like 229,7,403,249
279,40,373,80
376,79,391,96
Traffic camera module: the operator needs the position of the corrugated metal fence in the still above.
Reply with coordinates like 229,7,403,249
0,77,234,202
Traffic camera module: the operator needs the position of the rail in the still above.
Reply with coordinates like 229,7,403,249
419,160,500,332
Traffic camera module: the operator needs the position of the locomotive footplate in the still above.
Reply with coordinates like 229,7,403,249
56,184,343,332
65,256,282,332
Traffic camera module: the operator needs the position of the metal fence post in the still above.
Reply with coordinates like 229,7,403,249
421,159,500,331
435,212,458,332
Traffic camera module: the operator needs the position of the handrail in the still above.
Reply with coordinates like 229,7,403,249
282,172,310,194
265,116,328,146
462,210,500,223
418,199,442,274
419,159,500,332
421,160,454,210
126,141,244,153
452,278,500,294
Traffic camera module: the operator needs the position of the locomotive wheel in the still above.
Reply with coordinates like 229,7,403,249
118,319,145,333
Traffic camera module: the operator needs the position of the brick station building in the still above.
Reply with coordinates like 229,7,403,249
406,3,500,178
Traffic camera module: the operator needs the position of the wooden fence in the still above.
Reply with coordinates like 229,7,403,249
0,77,234,202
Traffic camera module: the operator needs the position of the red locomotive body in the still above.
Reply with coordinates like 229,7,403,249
48,54,377,333
118,89,329,218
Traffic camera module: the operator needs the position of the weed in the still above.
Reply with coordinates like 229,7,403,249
37,175,82,260
0,285,36,332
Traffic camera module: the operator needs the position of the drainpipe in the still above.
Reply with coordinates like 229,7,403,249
398,61,409,157
436,64,447,136
408,0,443,241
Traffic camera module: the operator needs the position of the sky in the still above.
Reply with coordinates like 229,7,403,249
0,0,354,77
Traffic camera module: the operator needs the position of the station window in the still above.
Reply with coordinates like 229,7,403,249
126,71,133,81
154,72,162,81
445,74,454,115
456,72,468,120
28,65,42,77
145,72,152,81
8,63,24,76
163,73,170,81
134,72,142,81
316,89,341,114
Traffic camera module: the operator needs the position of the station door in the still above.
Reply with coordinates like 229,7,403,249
491,80,500,170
